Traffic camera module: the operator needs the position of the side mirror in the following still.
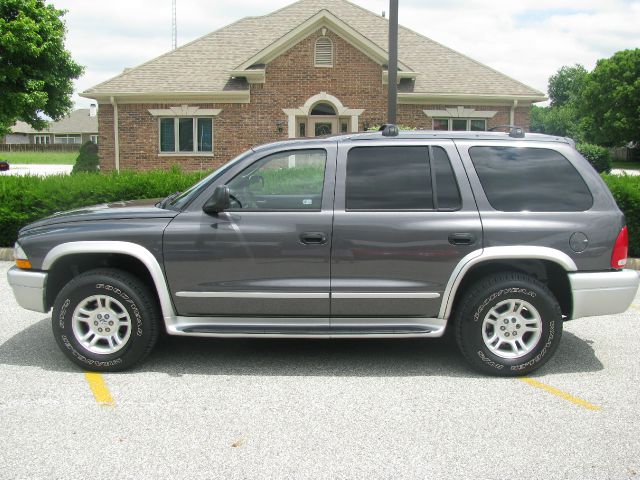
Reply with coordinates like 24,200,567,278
248,175,264,192
203,185,230,214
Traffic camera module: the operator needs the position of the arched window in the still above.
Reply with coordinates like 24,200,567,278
310,103,336,115
314,37,333,67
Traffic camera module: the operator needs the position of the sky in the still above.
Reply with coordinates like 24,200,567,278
51,0,640,109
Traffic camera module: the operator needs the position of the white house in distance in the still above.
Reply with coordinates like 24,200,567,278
3,105,99,145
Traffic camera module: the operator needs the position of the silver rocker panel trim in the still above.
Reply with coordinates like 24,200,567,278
176,291,330,299
165,316,447,338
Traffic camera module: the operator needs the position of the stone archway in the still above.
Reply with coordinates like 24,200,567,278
282,92,364,138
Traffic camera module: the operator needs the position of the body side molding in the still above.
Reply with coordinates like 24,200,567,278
42,241,177,320
438,246,578,320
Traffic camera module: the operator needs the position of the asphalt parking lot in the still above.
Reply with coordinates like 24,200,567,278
0,260,639,479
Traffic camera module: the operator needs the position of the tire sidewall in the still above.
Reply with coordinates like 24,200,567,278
53,273,154,371
460,281,562,375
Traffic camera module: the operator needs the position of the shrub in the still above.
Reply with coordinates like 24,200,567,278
0,170,207,246
577,143,612,173
72,141,99,173
602,174,640,257
365,124,417,131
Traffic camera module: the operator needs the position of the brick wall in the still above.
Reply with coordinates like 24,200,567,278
98,29,532,171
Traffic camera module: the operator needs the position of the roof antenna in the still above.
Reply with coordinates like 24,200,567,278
172,0,177,50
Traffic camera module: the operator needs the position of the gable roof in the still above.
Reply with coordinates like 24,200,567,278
11,109,98,134
82,0,544,101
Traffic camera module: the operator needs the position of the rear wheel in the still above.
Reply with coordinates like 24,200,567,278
454,272,562,376
52,268,160,372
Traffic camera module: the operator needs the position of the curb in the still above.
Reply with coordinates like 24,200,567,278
0,246,638,270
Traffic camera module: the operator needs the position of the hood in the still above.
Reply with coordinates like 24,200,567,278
21,198,179,232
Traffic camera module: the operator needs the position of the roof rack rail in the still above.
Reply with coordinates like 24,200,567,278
488,125,525,138
379,124,399,137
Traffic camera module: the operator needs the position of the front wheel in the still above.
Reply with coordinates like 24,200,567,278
52,268,160,372
454,272,563,376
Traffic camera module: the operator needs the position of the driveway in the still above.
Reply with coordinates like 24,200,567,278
0,164,72,176
0,261,639,479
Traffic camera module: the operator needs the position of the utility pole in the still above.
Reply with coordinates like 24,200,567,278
387,0,398,124
172,0,177,50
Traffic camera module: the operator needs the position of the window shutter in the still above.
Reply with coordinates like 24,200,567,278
315,37,333,66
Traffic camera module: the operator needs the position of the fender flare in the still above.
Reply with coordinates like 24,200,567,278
42,241,176,320
439,246,577,319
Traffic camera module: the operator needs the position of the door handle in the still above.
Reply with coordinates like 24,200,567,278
300,232,327,245
448,233,476,246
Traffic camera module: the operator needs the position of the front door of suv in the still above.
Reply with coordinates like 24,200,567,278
331,140,482,320
163,146,336,319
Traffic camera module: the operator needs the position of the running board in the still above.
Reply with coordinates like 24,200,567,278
164,316,447,339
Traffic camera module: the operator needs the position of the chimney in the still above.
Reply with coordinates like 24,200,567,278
89,104,97,117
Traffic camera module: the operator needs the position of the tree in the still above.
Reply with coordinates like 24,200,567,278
71,141,99,173
0,0,83,134
548,64,588,107
578,49,640,147
530,104,584,141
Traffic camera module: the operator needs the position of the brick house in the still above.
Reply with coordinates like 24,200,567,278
81,0,545,172
3,107,99,145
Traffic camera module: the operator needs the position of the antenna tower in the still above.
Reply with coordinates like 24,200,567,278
172,0,177,50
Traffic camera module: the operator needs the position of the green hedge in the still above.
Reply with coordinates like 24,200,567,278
578,143,612,173
1,169,638,259
602,174,640,258
0,169,207,247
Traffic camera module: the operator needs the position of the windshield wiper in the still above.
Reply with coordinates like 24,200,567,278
158,191,181,209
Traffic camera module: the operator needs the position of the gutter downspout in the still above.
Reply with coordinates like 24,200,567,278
510,99,518,126
110,96,120,172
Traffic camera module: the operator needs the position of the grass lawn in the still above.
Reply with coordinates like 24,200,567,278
613,161,640,171
0,151,77,165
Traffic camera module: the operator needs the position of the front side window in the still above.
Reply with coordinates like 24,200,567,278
346,146,433,210
160,117,213,153
34,135,50,144
227,149,327,210
469,146,593,212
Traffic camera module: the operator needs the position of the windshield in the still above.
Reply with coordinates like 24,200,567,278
165,149,254,210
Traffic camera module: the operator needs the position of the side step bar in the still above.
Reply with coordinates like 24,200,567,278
165,316,447,339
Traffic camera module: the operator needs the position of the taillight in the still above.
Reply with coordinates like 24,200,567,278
611,226,628,269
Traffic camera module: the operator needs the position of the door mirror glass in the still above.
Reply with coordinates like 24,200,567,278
203,185,230,214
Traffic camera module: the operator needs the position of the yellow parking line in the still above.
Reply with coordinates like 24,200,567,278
519,378,601,411
84,372,115,407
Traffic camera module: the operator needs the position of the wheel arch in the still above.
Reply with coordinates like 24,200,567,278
43,242,175,320
441,246,577,320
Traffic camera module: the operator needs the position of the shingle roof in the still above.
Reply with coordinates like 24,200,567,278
83,0,544,98
11,109,98,134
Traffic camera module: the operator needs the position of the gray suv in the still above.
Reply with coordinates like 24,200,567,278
8,127,639,375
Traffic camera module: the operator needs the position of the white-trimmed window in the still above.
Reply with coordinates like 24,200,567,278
315,37,333,67
159,117,213,153
54,134,82,144
90,135,98,144
433,119,486,131
34,135,50,144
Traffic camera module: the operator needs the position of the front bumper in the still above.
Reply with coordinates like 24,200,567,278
569,269,640,319
7,266,49,313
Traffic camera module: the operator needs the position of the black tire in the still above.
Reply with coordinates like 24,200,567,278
52,268,160,372
454,272,563,376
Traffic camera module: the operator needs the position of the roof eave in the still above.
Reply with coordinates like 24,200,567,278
398,92,548,105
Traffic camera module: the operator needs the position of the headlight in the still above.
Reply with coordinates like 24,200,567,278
14,242,32,269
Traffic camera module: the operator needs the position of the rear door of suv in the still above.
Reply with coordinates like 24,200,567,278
330,139,482,320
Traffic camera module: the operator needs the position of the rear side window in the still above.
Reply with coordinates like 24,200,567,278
346,146,433,210
469,146,593,212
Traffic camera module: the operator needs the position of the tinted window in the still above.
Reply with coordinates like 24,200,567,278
432,147,461,210
346,147,433,210
469,147,593,212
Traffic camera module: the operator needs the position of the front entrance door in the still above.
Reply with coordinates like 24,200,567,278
309,117,338,137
